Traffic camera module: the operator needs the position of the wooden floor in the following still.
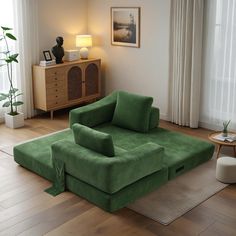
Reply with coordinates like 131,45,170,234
1,110,236,236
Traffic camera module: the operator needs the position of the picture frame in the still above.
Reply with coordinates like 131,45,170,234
43,50,52,61
111,7,140,48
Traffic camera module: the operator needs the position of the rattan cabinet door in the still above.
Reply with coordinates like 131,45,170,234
67,66,83,100
85,63,99,96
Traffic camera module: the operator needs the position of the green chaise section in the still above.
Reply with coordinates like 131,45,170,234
14,129,72,181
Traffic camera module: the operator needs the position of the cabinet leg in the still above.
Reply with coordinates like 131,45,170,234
50,111,53,120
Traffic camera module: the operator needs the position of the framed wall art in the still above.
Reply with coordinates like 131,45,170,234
111,7,140,48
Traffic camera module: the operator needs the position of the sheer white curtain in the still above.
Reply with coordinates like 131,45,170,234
169,0,204,128
13,0,39,118
201,0,236,131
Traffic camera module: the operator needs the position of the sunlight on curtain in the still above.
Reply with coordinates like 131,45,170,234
13,0,39,118
201,0,236,130
0,0,15,120
169,0,204,128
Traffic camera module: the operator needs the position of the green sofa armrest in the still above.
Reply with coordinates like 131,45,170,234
51,140,164,194
69,91,118,128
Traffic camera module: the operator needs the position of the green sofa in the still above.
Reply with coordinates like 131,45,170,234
14,91,214,212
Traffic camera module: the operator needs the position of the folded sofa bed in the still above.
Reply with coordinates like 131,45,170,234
14,91,214,212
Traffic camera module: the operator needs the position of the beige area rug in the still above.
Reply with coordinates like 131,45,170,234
127,156,228,225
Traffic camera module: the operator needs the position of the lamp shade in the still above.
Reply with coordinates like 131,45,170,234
76,35,92,48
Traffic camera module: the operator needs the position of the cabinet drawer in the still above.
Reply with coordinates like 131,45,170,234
47,97,67,109
46,87,65,95
46,75,64,84
46,80,65,89
46,68,65,77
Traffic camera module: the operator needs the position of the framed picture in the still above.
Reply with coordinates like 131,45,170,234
43,50,52,61
111,7,140,47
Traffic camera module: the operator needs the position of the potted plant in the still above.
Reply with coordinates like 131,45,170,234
0,26,24,128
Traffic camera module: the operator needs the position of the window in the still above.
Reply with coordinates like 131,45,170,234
201,0,236,130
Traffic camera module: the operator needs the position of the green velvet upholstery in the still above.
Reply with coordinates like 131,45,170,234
112,91,153,132
94,124,214,180
66,166,168,212
73,123,115,157
51,140,164,194
14,129,72,182
13,90,215,212
149,107,160,129
69,91,118,128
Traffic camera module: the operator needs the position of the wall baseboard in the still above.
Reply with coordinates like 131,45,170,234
160,113,169,121
199,121,236,132
0,117,4,124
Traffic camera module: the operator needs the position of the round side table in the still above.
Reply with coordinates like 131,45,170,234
208,131,236,159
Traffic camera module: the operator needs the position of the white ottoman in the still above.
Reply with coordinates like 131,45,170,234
216,156,236,183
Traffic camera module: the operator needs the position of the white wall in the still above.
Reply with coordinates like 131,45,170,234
38,0,87,60
88,0,171,119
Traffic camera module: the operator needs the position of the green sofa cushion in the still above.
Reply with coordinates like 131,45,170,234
72,123,115,157
112,91,153,133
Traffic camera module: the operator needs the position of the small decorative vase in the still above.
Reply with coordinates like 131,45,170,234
222,129,228,137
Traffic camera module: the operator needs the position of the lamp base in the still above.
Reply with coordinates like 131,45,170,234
80,47,89,60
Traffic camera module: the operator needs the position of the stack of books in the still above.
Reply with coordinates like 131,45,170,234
213,133,236,142
39,60,56,67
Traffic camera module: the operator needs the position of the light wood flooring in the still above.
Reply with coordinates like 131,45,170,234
0,110,236,236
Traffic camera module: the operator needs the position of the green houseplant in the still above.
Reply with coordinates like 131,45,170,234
0,26,24,128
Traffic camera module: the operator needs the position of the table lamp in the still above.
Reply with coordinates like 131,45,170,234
76,35,92,60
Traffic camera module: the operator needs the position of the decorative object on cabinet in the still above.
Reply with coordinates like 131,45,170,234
32,59,101,119
64,50,80,61
43,50,52,61
51,36,64,64
76,35,92,59
39,60,56,67
111,7,140,48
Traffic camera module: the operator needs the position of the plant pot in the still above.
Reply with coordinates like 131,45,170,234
4,112,24,129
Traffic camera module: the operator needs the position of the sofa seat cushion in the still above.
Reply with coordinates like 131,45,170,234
95,123,215,180
112,91,153,133
73,124,115,157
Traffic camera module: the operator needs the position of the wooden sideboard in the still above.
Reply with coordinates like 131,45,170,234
32,59,101,119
